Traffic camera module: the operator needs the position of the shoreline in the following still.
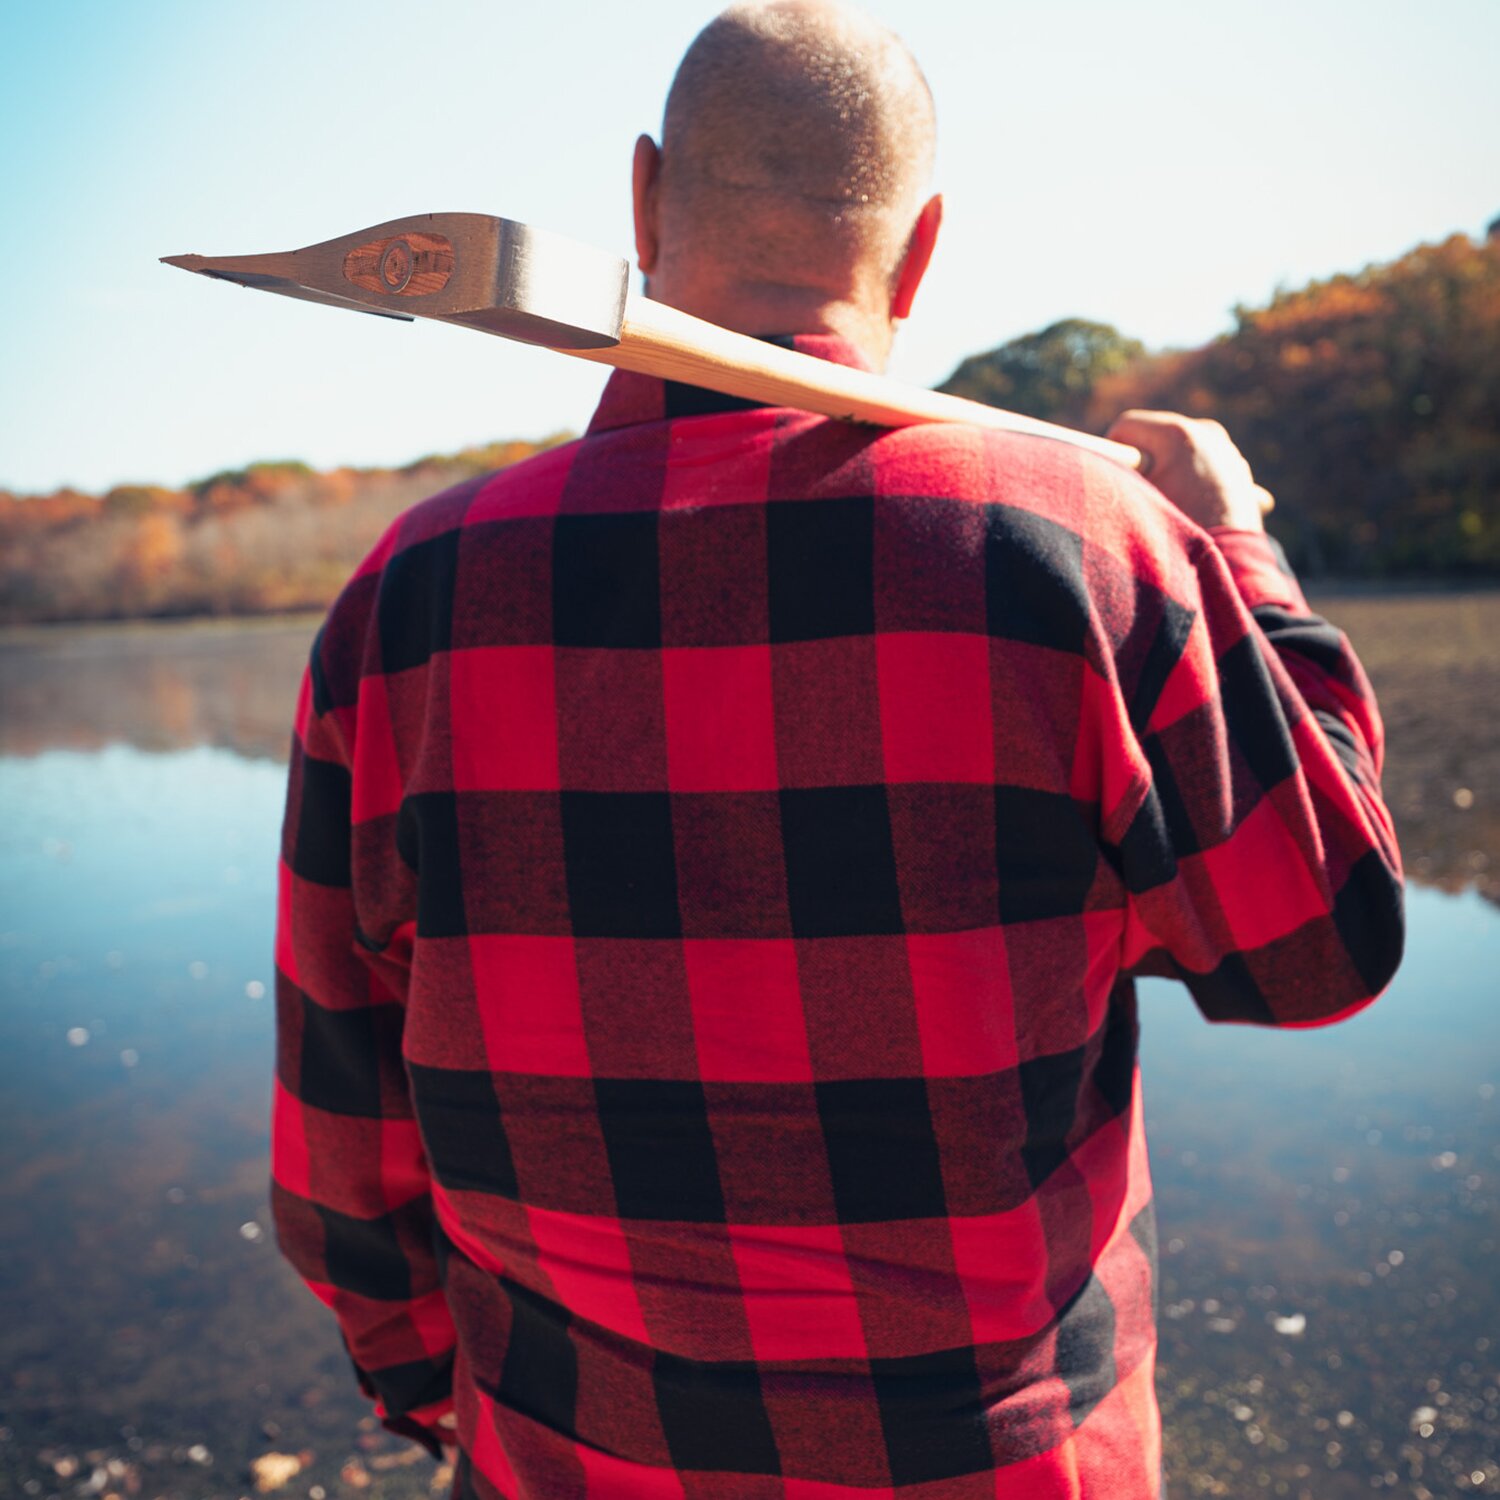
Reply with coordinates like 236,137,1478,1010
2,577,1498,640
0,610,326,646
3,591,1494,903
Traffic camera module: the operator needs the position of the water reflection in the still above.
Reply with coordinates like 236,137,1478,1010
1,742,1494,1497
1139,891,1500,1493
0,617,316,762
3,592,1493,897
1,602,1496,1498
1309,590,1498,904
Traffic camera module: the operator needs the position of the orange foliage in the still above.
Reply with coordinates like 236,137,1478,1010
1082,233,1500,575
0,435,572,624
944,231,1499,575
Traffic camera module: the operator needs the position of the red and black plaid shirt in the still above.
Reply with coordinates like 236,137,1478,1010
272,334,1403,1498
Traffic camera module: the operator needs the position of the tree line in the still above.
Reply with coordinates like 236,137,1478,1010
2,227,1495,624
0,439,569,626
941,229,1500,577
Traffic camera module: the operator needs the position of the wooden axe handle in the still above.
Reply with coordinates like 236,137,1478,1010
570,294,1146,471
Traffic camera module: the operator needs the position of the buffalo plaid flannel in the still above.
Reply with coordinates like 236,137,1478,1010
272,334,1403,1498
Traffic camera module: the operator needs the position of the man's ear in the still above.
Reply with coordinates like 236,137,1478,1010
890,192,943,321
632,134,662,277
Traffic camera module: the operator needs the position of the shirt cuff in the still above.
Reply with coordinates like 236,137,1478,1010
1207,527,1311,614
376,1395,457,1458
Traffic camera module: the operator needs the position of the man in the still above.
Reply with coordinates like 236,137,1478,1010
271,3,1403,1495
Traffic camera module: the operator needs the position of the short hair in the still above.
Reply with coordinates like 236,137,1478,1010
657,1,936,288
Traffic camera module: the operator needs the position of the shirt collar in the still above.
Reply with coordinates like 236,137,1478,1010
585,331,878,434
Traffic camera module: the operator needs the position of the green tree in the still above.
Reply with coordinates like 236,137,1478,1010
937,319,1147,428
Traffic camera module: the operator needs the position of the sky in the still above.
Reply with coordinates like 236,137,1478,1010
1,0,1496,496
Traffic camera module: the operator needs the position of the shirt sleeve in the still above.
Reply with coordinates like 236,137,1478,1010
1109,525,1404,1026
270,631,457,1455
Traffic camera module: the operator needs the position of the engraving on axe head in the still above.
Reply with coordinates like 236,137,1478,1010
162,213,630,351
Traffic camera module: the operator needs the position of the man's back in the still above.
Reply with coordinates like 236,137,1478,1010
273,339,1401,1496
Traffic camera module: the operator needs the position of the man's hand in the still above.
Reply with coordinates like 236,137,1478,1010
1105,410,1273,533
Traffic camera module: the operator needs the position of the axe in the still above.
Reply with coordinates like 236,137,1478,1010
163,212,1144,472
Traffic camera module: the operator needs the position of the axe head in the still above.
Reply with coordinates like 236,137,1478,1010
162,212,629,351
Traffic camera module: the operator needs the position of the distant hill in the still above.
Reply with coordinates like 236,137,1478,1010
941,231,1500,577
0,437,570,626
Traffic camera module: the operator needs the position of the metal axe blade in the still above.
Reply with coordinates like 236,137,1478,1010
163,213,629,350
162,212,1145,472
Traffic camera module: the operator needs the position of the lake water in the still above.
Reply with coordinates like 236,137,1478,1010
0,613,1495,1500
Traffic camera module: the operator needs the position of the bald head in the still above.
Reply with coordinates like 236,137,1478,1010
634,0,940,361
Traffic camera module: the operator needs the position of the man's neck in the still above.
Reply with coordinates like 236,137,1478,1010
643,277,896,372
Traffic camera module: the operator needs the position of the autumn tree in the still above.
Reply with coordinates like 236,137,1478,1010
0,436,571,623
1086,234,1500,574
942,234,1500,577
